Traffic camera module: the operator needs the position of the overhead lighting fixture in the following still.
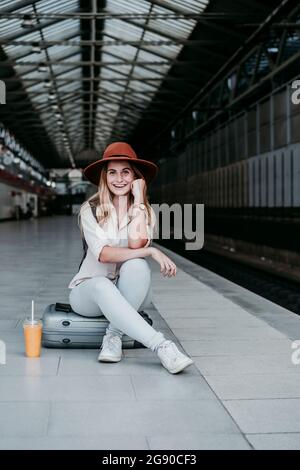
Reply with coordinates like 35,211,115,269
32,42,41,53
3,152,13,165
44,79,51,88
38,62,47,72
48,92,55,100
227,73,237,91
21,14,34,29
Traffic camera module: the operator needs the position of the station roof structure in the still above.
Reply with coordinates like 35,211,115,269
0,0,286,169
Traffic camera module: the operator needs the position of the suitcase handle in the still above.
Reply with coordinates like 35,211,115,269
55,302,72,313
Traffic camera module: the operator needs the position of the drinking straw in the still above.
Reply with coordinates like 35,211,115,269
31,299,34,324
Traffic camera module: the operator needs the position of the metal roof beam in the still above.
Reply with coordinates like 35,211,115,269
0,11,253,20
16,74,205,82
7,51,97,72
143,0,247,40
0,0,42,14
5,16,72,42
0,38,224,48
146,0,300,147
101,47,166,78
1,59,193,66
117,16,230,60
108,2,155,140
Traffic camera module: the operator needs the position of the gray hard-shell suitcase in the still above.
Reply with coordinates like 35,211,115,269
42,302,153,349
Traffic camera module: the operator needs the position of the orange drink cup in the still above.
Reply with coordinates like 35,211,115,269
23,319,43,358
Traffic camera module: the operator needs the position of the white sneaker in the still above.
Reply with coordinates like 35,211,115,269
98,333,123,362
156,340,194,374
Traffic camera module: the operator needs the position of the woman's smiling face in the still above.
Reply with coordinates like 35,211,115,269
106,160,135,197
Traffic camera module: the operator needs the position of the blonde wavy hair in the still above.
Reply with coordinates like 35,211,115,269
76,161,153,238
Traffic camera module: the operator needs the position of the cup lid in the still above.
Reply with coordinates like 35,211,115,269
23,318,42,325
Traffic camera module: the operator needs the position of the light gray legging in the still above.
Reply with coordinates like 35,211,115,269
69,258,166,352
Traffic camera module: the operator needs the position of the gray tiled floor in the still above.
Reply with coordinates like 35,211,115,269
0,215,300,450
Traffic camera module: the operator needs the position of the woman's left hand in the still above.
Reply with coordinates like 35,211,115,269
131,179,146,202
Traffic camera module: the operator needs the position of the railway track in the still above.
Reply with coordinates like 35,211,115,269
158,239,300,315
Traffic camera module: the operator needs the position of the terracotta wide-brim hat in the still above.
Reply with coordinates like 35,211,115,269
83,142,158,186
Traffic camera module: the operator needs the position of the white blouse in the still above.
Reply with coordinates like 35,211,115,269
68,202,156,289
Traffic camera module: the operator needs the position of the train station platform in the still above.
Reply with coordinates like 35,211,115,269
1,216,300,450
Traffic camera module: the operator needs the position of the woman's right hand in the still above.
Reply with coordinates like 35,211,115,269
148,247,177,277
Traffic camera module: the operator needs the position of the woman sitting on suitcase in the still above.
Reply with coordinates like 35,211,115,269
68,142,193,374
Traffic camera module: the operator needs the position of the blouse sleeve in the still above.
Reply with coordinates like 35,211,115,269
80,204,112,261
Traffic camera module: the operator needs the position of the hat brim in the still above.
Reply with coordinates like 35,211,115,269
83,156,158,186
